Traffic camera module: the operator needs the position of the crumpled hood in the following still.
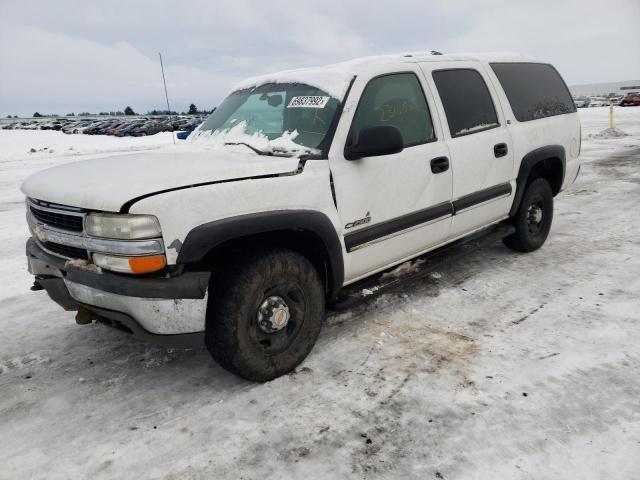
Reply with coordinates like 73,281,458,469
21,144,301,212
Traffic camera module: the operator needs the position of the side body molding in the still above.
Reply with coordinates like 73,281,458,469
177,210,345,297
510,145,566,217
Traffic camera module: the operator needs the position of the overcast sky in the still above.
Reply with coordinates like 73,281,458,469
1,0,638,116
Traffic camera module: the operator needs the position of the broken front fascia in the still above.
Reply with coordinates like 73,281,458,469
27,238,209,335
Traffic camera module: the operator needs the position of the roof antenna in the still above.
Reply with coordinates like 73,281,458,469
158,52,176,144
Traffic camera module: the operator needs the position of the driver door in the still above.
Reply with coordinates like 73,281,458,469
328,64,453,283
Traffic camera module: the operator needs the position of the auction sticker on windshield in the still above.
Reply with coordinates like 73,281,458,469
287,96,330,108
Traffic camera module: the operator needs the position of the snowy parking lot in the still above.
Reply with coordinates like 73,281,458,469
1,107,639,479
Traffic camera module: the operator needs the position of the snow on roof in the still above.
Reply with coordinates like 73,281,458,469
230,52,537,99
230,62,358,100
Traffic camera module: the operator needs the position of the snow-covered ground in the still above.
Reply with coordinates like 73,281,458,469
1,107,639,479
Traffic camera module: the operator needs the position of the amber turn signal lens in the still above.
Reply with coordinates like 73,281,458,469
128,255,166,274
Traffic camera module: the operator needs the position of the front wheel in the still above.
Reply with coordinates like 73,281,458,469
205,248,325,381
503,177,554,252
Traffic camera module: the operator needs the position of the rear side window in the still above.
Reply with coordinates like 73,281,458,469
351,72,435,147
490,63,576,122
432,69,499,138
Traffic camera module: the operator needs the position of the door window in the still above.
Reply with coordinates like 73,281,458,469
350,73,435,147
432,69,499,138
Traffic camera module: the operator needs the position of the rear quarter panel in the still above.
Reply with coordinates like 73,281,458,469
481,62,581,191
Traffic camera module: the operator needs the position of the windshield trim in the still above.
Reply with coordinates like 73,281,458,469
314,75,357,159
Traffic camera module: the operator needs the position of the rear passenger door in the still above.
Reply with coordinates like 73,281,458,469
421,62,514,238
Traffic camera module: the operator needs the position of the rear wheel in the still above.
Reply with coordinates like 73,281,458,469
503,177,554,252
205,248,325,381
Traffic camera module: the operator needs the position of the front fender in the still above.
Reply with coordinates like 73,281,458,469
177,210,345,297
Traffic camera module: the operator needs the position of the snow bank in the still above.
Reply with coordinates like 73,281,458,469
0,129,174,164
586,127,629,139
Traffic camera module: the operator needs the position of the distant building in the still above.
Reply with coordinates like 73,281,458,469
570,80,640,97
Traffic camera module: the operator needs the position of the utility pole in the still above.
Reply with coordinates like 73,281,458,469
158,52,176,144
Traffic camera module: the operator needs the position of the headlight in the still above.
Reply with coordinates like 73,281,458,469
85,213,161,239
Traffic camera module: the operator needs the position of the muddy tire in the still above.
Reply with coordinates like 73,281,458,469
503,177,554,253
205,247,325,381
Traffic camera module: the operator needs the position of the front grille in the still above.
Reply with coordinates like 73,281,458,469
42,241,88,260
30,206,84,232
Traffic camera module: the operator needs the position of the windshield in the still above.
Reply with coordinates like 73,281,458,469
195,83,341,155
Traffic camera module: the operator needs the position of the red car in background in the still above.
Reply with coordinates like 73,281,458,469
620,93,640,106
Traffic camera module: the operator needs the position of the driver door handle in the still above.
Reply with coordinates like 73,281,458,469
494,143,508,158
430,156,449,174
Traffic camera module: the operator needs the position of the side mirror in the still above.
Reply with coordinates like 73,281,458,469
345,125,404,160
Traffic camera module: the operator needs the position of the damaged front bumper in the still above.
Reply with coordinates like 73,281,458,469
26,238,209,348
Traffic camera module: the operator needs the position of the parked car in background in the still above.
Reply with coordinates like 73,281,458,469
62,122,80,134
114,122,145,137
82,121,110,135
573,97,590,108
620,92,640,106
608,95,623,105
74,121,101,134
105,122,129,135
62,120,93,134
588,97,608,107
40,121,64,131
96,122,122,135
130,122,165,136
176,123,200,140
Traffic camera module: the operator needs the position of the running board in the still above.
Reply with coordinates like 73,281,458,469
330,223,516,311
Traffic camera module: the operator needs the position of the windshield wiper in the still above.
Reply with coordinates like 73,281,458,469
224,141,312,158
224,142,272,156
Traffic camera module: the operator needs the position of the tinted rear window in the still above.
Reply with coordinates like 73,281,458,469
490,63,576,122
432,69,499,138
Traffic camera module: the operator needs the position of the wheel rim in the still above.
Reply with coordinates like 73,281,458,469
526,197,545,236
257,296,290,333
249,284,306,356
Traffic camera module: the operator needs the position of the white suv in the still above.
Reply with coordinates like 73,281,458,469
23,53,581,381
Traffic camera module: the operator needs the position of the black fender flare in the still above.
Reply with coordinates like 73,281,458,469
509,145,566,217
176,210,345,298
